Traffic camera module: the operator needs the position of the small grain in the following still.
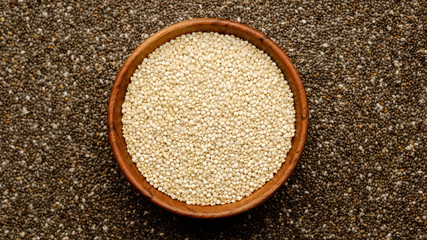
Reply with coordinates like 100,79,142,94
122,32,295,205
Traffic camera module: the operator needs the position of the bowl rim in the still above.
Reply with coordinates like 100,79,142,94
107,18,308,218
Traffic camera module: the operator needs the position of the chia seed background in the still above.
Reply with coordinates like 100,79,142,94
0,0,426,239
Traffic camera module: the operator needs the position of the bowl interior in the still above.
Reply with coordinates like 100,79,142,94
108,18,308,218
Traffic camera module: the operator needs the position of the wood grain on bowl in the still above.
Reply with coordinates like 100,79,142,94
107,18,308,218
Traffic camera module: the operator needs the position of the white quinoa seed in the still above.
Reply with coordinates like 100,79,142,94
122,32,295,206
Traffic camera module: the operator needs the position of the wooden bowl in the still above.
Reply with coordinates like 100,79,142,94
107,18,308,218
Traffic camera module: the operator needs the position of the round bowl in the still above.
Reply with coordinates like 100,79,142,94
107,18,308,218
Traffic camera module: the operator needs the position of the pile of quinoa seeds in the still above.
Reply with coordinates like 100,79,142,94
122,32,295,206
